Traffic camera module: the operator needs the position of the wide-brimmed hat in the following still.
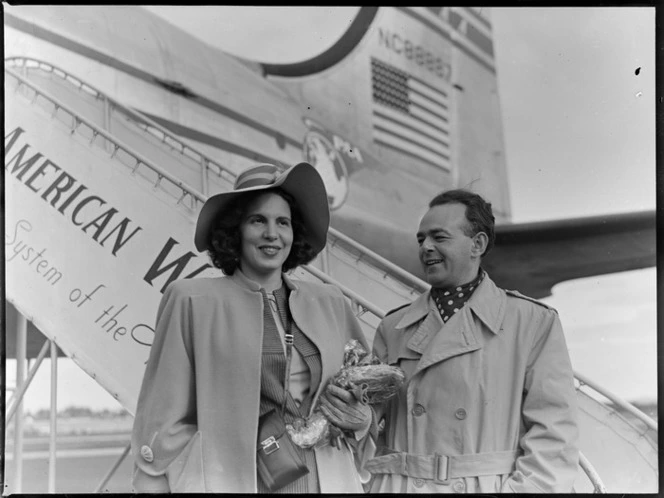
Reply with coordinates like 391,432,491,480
194,162,330,254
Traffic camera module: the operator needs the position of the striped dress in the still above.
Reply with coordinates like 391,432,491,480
256,286,323,493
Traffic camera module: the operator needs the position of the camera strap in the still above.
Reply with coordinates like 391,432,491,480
267,293,293,417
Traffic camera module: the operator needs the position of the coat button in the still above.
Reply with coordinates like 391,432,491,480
455,408,467,420
412,404,426,416
413,478,425,488
453,480,466,493
140,445,154,463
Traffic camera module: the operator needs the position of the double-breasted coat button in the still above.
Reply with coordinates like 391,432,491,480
453,480,466,493
413,478,425,488
455,408,467,420
412,404,426,416
140,445,154,463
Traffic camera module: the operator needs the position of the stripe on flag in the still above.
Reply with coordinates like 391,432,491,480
371,58,451,170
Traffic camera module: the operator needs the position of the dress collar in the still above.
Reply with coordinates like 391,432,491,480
230,269,299,294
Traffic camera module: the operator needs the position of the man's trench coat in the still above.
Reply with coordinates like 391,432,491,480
131,271,370,493
367,272,580,493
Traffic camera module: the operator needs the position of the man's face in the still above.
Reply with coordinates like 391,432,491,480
416,203,480,289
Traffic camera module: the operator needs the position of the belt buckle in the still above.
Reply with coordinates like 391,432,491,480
434,454,451,484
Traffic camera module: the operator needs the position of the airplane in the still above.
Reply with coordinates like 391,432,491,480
4,5,655,300
4,5,657,493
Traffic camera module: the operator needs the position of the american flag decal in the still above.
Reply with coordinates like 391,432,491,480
371,58,451,170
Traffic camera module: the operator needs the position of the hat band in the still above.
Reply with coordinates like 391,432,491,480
234,164,279,190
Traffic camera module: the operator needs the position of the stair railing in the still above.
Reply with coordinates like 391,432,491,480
5,56,430,294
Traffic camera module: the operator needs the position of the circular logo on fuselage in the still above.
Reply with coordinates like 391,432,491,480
303,130,349,210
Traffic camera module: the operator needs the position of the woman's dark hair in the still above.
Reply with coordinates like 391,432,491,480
428,189,496,257
206,188,318,275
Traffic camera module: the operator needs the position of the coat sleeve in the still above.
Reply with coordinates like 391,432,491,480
502,308,580,493
131,281,198,492
331,287,380,479
336,285,370,351
370,319,390,424
339,318,393,471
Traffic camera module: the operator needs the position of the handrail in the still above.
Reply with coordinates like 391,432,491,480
5,56,235,183
578,452,607,493
93,443,132,493
302,265,386,319
5,56,430,295
328,228,429,293
5,63,405,325
6,341,50,424
6,67,206,210
574,370,657,432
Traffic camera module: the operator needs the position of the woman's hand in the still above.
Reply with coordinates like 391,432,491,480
319,384,372,434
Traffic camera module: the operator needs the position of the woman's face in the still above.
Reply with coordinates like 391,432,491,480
239,192,293,283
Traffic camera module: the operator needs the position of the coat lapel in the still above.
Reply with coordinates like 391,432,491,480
282,274,339,412
283,274,324,351
412,302,482,377
404,275,507,378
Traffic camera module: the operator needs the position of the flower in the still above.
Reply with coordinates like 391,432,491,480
286,340,405,448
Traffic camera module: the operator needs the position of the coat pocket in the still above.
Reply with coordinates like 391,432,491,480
166,430,206,492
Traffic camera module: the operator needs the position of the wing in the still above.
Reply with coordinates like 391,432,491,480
483,210,656,298
331,208,656,300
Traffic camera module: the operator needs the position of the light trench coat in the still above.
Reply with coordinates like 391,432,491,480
131,271,370,493
368,273,580,493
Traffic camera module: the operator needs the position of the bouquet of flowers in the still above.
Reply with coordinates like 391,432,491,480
286,339,405,448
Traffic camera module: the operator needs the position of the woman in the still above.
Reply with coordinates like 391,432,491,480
131,162,373,493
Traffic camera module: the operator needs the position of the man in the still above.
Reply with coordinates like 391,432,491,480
364,189,579,493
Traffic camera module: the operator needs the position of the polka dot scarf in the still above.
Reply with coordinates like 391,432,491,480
431,269,485,324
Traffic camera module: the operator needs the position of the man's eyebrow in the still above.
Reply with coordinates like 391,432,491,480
416,228,451,238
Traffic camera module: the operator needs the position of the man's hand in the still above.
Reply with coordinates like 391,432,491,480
319,384,372,434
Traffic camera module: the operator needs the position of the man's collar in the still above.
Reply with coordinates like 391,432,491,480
466,273,505,335
395,272,505,334
395,291,431,329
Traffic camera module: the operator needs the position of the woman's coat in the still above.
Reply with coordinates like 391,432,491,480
368,273,579,493
131,272,369,493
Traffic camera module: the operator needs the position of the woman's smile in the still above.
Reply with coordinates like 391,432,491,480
258,244,282,256
239,192,293,287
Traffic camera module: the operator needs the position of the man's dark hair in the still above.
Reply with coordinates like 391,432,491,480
207,188,318,275
428,189,496,257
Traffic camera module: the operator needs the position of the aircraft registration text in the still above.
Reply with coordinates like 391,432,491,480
378,27,452,82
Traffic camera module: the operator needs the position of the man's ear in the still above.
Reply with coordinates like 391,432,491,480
471,232,489,258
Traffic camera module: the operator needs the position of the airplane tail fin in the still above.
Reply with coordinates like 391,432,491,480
264,7,512,221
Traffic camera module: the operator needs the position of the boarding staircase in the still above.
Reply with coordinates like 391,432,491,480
4,57,658,493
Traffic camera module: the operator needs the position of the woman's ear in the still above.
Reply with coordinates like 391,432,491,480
471,232,489,258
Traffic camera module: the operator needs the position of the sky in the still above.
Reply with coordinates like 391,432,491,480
6,7,657,412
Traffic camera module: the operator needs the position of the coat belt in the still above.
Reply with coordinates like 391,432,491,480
364,450,518,483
